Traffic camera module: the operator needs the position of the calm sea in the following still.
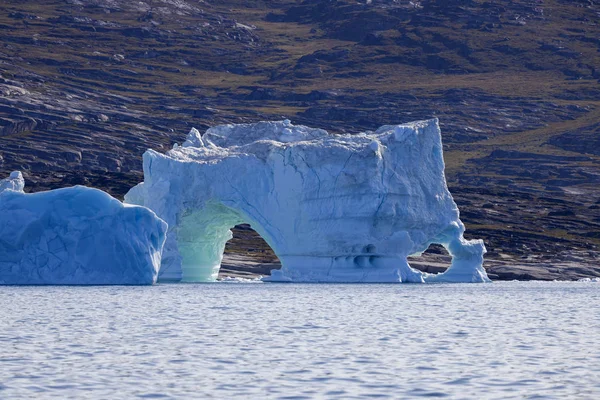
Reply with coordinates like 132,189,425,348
1,281,599,399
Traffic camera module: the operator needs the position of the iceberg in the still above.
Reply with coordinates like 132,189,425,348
127,119,488,283
0,172,167,285
0,171,25,192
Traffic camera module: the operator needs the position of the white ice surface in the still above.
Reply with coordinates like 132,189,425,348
0,171,24,192
126,119,488,283
0,172,167,285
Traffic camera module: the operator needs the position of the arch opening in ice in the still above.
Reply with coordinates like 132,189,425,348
176,201,280,282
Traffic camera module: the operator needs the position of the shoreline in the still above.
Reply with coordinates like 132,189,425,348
219,253,600,282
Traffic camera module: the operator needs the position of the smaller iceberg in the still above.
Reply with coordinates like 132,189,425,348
0,172,167,285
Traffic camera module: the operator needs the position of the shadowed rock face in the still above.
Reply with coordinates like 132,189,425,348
125,119,488,283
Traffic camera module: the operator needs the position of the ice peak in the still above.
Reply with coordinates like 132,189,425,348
182,127,205,148
0,171,25,193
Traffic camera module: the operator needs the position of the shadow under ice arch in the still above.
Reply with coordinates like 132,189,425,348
125,119,489,283
175,201,280,282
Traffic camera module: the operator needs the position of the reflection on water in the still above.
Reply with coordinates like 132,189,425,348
0,281,599,399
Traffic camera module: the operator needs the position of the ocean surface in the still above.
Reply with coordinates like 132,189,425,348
0,281,599,399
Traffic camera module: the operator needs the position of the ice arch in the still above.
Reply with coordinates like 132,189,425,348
125,119,488,283
175,202,279,282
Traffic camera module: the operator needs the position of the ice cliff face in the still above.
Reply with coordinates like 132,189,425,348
126,119,488,283
0,172,167,285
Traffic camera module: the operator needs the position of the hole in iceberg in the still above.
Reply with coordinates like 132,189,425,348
176,201,281,282
408,243,450,275
221,224,281,279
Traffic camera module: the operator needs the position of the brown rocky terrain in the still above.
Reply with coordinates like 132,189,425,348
1,0,599,280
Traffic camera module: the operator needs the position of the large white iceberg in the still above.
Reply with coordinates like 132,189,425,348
0,172,167,285
126,119,488,283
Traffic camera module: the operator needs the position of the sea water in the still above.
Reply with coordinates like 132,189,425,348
0,281,599,399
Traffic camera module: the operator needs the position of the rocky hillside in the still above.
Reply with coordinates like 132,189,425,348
1,0,599,279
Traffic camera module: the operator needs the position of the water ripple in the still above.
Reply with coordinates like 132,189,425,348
0,282,598,398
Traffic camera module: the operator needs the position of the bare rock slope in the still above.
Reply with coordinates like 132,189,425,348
1,0,599,280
